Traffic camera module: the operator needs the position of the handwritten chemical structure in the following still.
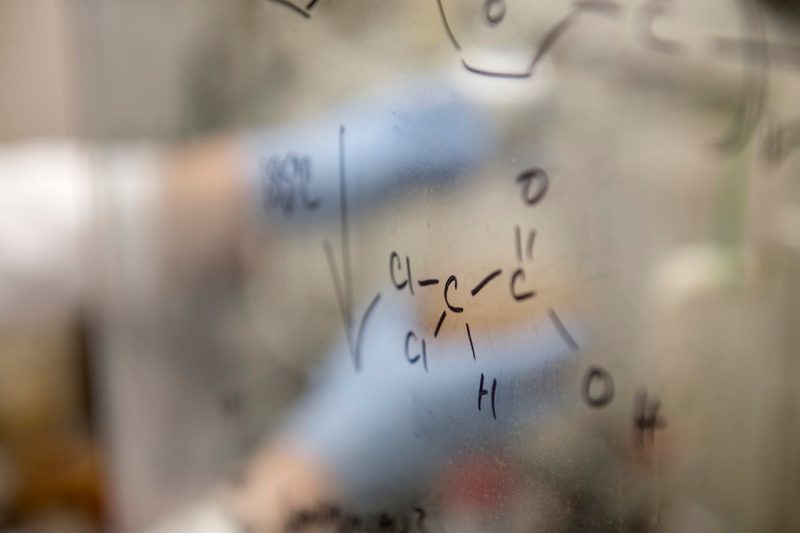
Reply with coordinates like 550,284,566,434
581,365,667,446
387,163,579,422
268,0,319,19
260,124,669,447
435,0,781,76
264,0,800,160
248,0,800,456
581,365,615,408
285,125,583,424
436,0,624,79
632,388,667,448
390,167,549,345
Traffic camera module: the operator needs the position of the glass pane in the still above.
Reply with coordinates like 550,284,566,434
64,0,800,531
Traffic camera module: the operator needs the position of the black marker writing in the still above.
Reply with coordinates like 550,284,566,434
582,366,615,407
268,0,311,18
514,225,536,262
484,0,507,26
517,167,549,206
261,153,319,216
457,0,622,79
548,309,579,351
435,0,461,51
763,119,800,163
478,373,498,420
471,269,503,296
324,125,381,371
414,507,430,533
434,310,447,338
636,0,686,55
715,0,768,153
287,504,430,532
510,268,536,301
713,38,800,71
390,251,415,294
466,323,476,360
355,293,382,372
444,275,464,313
633,389,667,448
405,330,429,372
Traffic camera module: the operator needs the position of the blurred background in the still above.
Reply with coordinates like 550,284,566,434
1,0,799,531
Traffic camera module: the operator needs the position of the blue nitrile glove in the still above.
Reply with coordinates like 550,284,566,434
279,294,582,509
242,75,497,226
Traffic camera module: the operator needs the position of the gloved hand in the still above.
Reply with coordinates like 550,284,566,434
242,75,497,227
279,297,582,508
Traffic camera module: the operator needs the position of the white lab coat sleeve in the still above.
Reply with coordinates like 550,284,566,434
0,142,161,326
